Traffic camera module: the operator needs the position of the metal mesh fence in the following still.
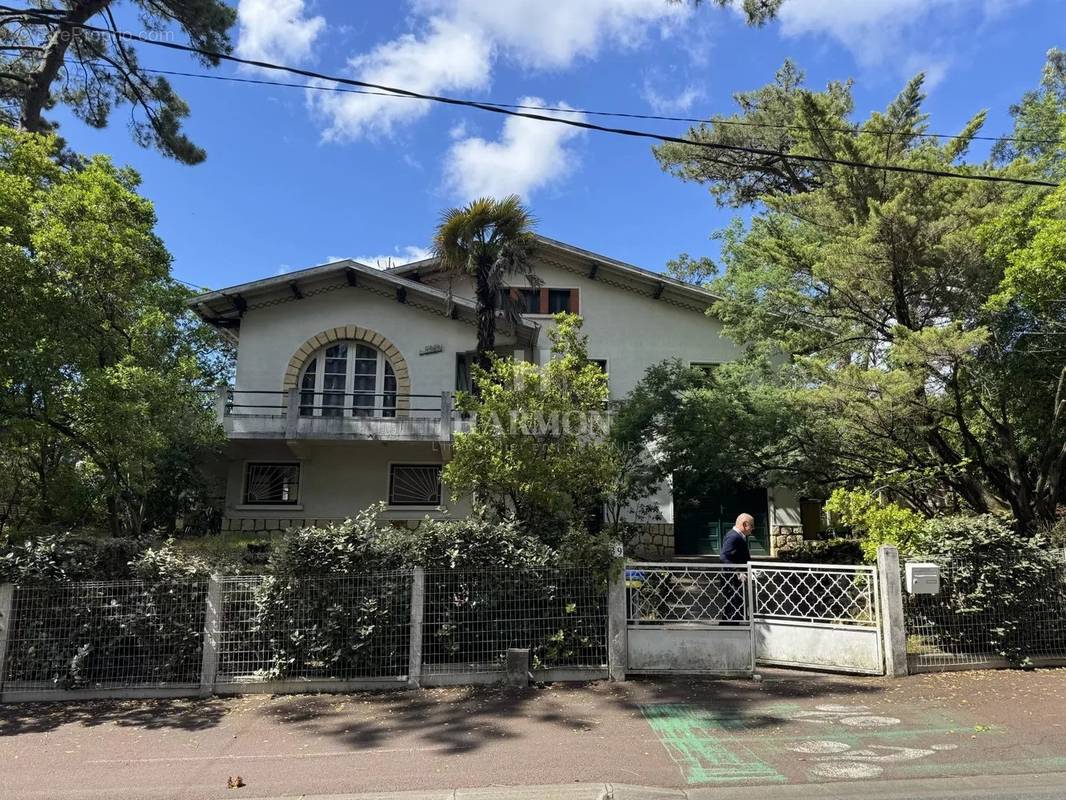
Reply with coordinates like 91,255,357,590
751,563,877,626
625,564,749,624
2,580,207,694
215,573,412,683
0,568,607,696
903,556,1066,671
421,568,607,674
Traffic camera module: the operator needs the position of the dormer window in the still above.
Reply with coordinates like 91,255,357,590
299,342,398,417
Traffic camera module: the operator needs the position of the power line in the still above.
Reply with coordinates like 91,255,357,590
3,5,1059,188
84,62,1066,149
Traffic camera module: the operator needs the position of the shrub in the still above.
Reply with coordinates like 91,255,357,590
824,489,927,562
777,538,864,565
1,536,208,689
913,514,1066,667
0,532,144,584
251,504,564,680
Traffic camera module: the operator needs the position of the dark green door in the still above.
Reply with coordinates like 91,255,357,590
674,485,769,556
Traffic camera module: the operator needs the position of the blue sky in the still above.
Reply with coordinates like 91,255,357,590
49,0,1063,290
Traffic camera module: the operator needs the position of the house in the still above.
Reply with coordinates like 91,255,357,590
188,235,812,558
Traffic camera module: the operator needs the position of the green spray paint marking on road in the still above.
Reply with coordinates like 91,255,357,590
639,704,787,785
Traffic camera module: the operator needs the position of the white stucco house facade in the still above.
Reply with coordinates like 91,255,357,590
188,236,812,558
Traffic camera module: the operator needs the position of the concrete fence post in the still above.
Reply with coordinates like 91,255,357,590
408,567,425,689
876,546,908,677
0,583,14,697
285,388,300,439
607,566,627,681
199,574,223,697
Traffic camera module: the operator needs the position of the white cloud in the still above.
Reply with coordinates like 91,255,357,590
336,245,434,270
444,97,585,201
310,17,493,141
641,79,704,115
775,0,1026,80
236,0,326,66
310,0,687,140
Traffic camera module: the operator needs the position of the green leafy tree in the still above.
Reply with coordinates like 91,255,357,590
823,488,926,561
653,57,1066,531
1,1,236,164
0,126,230,536
612,359,822,501
443,314,618,542
432,195,539,373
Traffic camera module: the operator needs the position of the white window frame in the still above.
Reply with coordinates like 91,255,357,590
299,341,397,418
385,461,445,510
239,461,303,509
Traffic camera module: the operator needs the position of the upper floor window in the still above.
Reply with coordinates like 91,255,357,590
299,341,398,418
501,288,580,315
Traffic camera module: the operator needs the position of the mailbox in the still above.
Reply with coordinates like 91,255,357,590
906,562,940,595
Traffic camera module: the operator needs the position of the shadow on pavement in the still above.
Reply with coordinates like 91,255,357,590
0,670,887,748
0,696,229,736
252,670,888,755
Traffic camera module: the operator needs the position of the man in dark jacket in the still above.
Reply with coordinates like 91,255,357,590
719,513,754,623
720,513,754,565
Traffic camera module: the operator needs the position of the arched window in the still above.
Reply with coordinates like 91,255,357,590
299,341,398,417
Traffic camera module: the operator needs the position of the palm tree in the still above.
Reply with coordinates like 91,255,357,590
432,195,540,373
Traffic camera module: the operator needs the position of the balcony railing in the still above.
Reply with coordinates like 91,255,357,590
208,387,465,442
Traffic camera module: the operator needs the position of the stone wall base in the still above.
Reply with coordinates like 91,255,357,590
221,517,342,533
629,523,675,560
771,525,804,557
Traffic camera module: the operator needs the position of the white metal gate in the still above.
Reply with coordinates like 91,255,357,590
750,561,883,675
624,563,753,675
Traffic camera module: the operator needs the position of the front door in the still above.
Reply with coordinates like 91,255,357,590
674,485,769,556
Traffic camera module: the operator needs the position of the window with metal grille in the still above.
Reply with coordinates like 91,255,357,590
388,464,442,507
244,463,300,505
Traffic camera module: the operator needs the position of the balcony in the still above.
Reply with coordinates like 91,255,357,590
210,388,467,443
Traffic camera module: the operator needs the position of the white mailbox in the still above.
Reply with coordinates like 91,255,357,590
906,562,940,595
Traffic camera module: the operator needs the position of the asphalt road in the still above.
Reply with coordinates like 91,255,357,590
2,668,1065,800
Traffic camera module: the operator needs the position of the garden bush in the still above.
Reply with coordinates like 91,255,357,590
776,538,865,565
1,538,209,689
249,504,592,680
911,514,1066,667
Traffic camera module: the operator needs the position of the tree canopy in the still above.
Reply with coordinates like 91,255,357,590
0,126,230,537
443,314,618,543
432,194,540,373
647,54,1066,531
1,1,236,164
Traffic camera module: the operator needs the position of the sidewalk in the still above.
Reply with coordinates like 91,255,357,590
2,668,1065,800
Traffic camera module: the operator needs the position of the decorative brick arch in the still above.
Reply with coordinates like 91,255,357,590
283,326,411,414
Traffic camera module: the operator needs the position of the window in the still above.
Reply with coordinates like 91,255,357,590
547,289,573,313
588,358,609,392
244,463,300,505
299,341,398,418
502,287,579,315
690,361,721,377
389,464,443,507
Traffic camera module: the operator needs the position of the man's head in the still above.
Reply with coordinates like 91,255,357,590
735,513,755,537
